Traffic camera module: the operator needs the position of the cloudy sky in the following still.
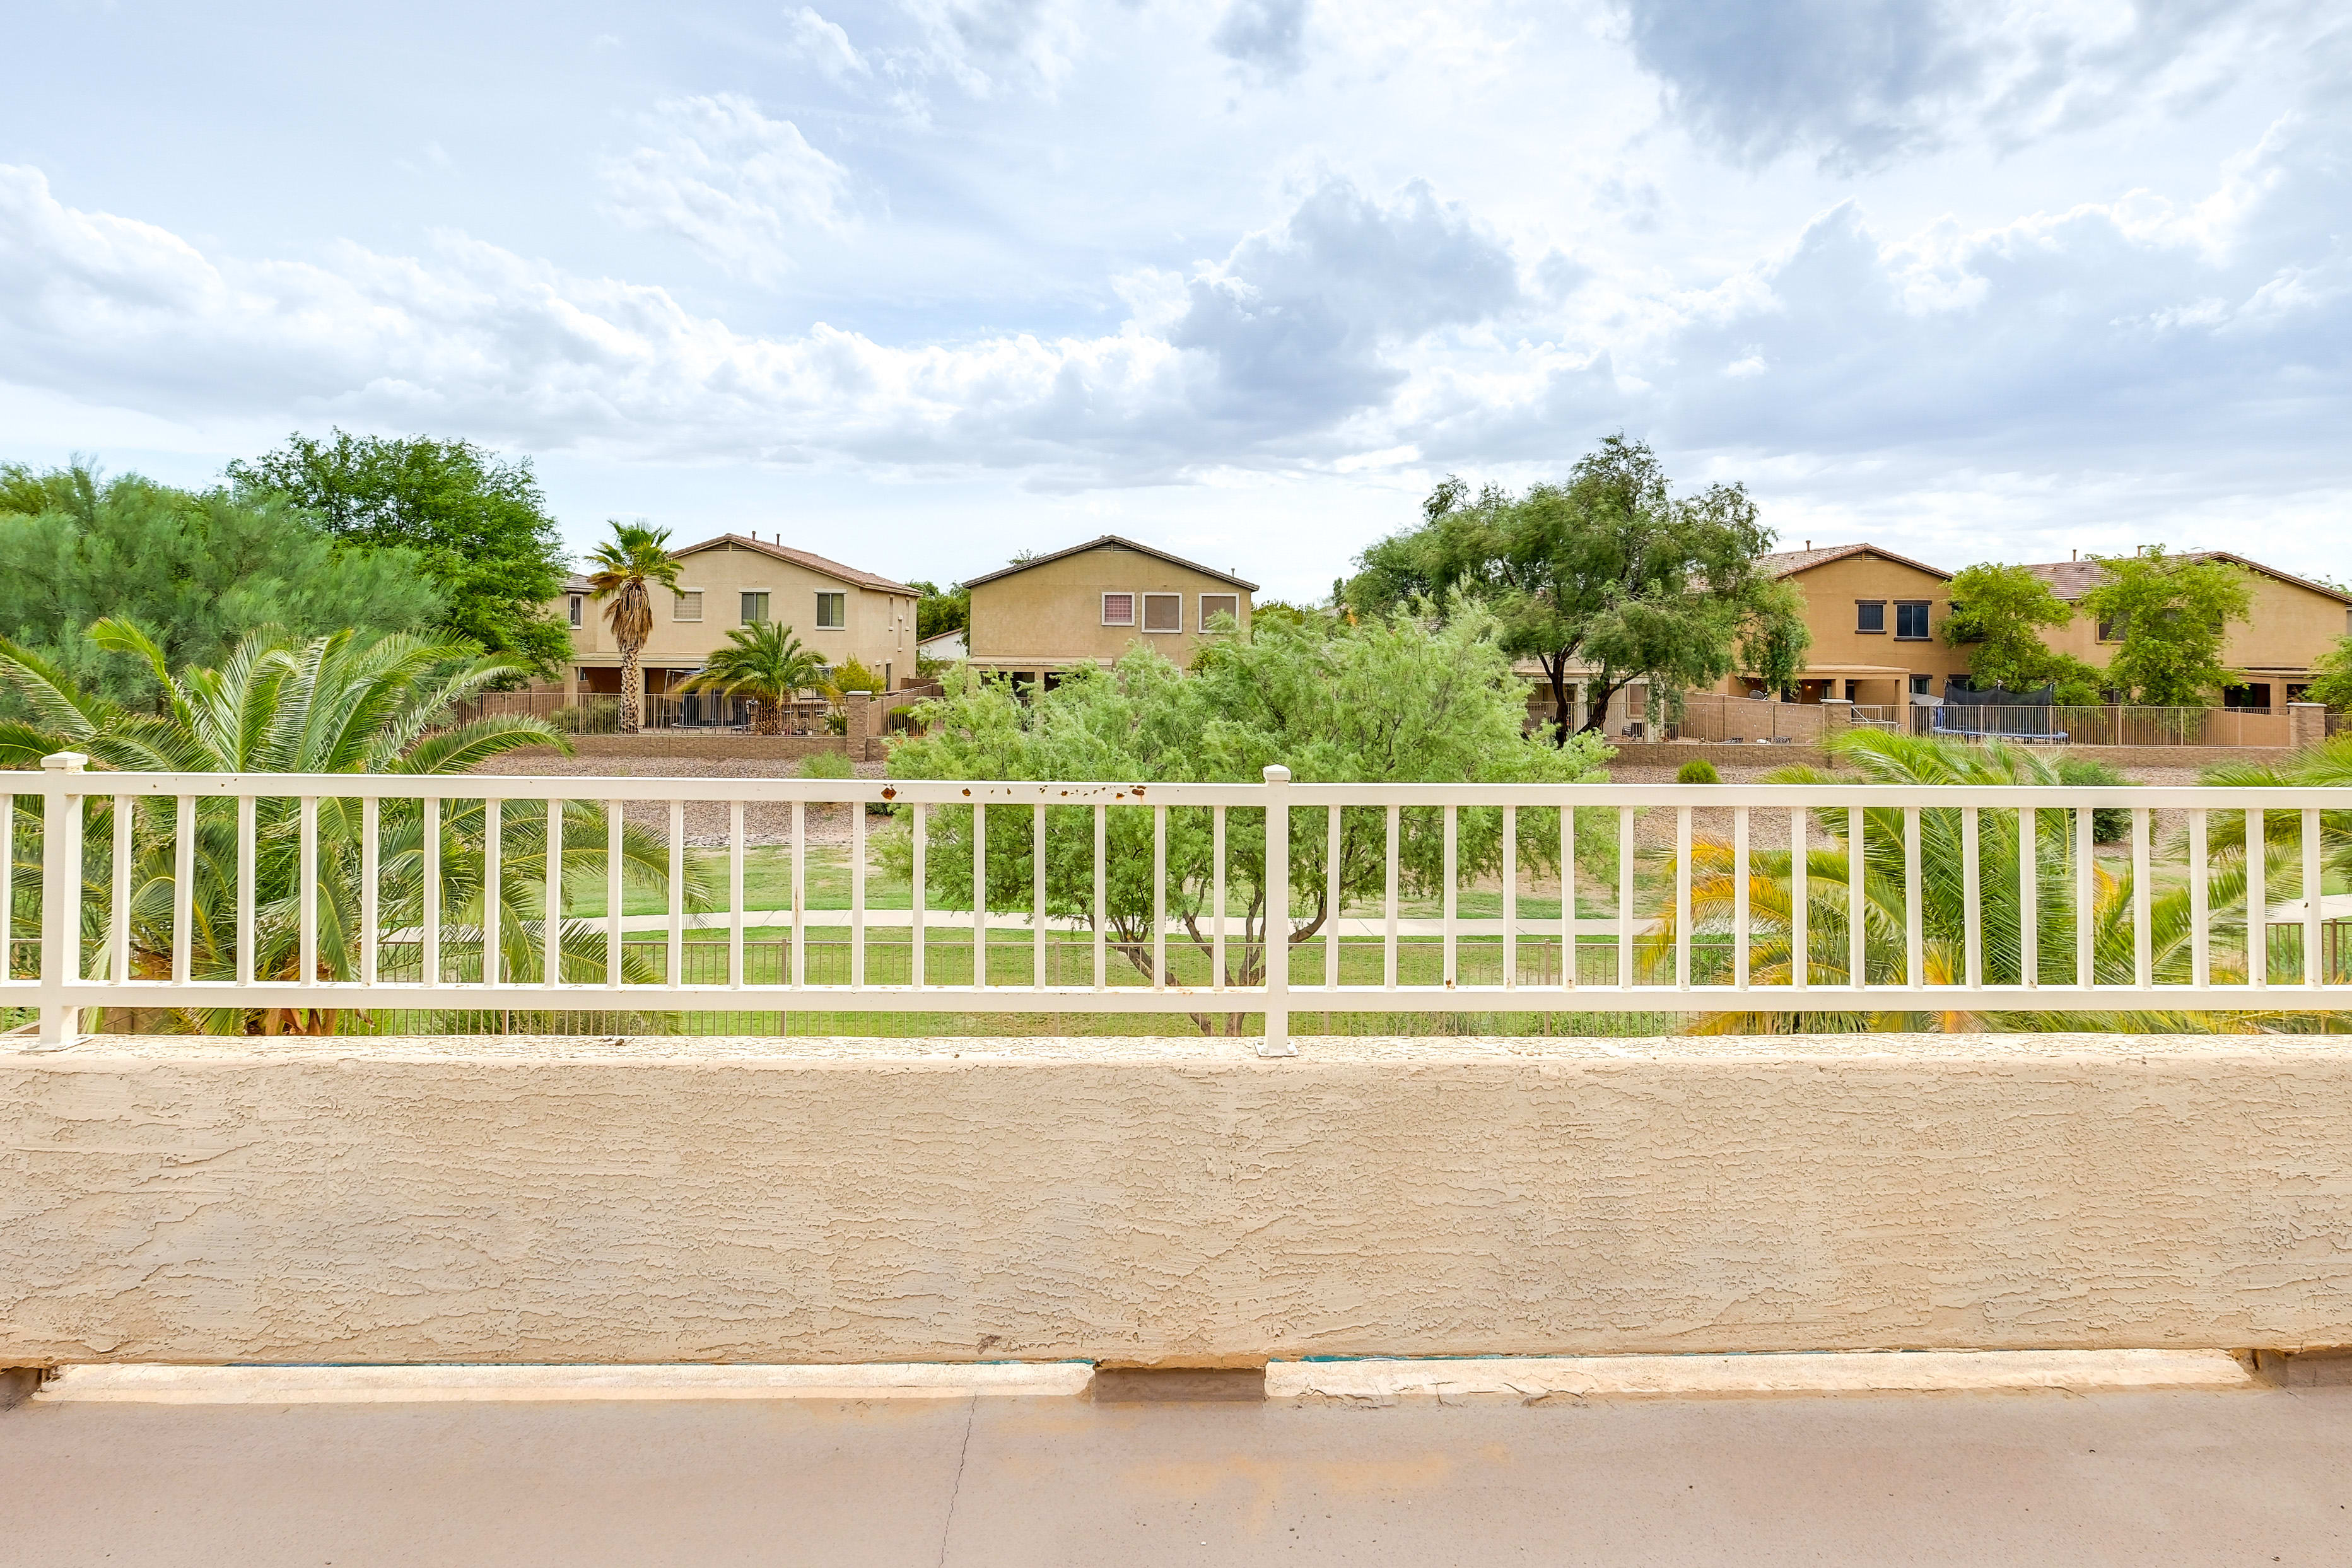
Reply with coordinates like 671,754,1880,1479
3,0,2345,598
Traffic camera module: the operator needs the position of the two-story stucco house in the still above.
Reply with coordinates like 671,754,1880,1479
1721,543,1971,705
558,534,918,706
961,536,1256,690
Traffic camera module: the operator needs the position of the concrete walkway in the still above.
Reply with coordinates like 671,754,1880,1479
6,1383,2349,1565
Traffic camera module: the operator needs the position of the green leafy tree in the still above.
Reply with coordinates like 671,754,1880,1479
883,604,1612,1031
0,464,444,710
2306,638,2352,710
584,522,682,733
908,580,970,642
1940,563,2106,703
227,430,572,674
2077,548,2254,706
1347,436,1808,740
679,622,824,734
0,621,691,1035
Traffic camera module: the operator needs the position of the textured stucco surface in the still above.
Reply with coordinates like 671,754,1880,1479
7,1033,2352,1366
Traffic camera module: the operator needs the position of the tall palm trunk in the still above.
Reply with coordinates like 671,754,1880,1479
618,638,643,733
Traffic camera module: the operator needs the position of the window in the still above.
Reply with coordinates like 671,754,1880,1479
1142,593,1181,633
672,590,703,622
816,592,846,629
1101,592,1135,626
1909,675,1933,696
2223,682,2273,711
740,592,769,625
1200,594,1239,627
2097,616,2124,643
567,594,583,629
1895,601,1931,640
1855,601,1886,634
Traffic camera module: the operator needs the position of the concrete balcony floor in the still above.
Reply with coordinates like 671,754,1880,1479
6,1378,2349,1565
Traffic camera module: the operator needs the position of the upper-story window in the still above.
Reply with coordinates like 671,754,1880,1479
740,592,770,625
567,594,584,629
1895,601,1931,640
1200,594,1239,628
815,592,846,629
1855,601,1886,634
1142,593,1181,633
2097,616,2125,643
1101,592,1135,627
673,590,703,622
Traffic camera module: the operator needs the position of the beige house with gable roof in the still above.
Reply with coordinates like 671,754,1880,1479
558,533,918,707
962,535,1256,691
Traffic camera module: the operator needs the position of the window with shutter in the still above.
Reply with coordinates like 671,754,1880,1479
1199,594,1239,627
1142,594,1181,632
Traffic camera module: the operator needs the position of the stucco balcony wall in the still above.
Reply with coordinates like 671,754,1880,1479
6,1033,2351,1368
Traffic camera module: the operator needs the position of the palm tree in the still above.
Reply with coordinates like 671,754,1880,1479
584,522,681,734
0,619,697,1034
1642,728,2247,1034
678,621,823,734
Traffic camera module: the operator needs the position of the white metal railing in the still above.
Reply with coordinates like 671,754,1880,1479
13,754,2349,1055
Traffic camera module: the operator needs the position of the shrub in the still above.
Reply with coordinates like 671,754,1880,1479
1676,758,1721,784
798,749,856,779
2054,756,2135,843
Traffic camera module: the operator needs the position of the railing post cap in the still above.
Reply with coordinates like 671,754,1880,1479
40,752,88,771
1262,764,1290,784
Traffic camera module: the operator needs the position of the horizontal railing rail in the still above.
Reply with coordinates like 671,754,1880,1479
13,754,2350,1054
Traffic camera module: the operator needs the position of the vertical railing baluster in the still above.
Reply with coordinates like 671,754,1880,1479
1615,807,1634,988
238,793,259,988
605,798,623,988
2189,807,2209,990
481,797,500,987
2073,804,2094,989
544,798,563,988
0,793,14,983
1962,806,1981,990
2018,807,2036,989
2247,806,2266,990
2133,807,2153,991
1846,805,1865,992
1733,806,1750,990
971,800,986,990
1212,805,1227,992
1902,807,1922,990
1383,805,1399,990
361,796,379,986
171,796,193,986
38,754,88,1044
912,802,928,990
1673,805,1691,990
848,795,864,991
1441,805,1458,988
2302,807,2322,988
1092,804,1106,992
1790,805,1808,991
1032,804,1046,989
1560,804,1576,990
1502,804,1518,991
1261,766,1290,1054
1152,804,1166,990
791,799,807,990
298,795,319,988
728,800,745,990
667,801,685,989
1325,805,1342,991
108,792,132,986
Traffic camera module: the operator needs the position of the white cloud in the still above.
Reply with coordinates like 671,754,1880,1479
596,94,853,281
788,6,873,79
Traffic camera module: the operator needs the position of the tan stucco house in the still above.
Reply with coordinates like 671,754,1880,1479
559,534,918,706
2019,551,2352,707
962,536,1256,689
1724,543,1972,706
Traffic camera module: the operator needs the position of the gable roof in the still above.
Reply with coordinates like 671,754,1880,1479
2019,551,2352,605
959,534,1259,592
672,534,917,597
1755,542,1953,582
